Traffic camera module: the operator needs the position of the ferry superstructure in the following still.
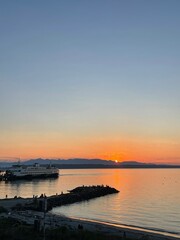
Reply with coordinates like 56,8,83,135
4,163,59,180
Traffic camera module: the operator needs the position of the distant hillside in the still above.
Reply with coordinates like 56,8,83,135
0,158,116,168
0,161,13,168
0,158,179,168
24,158,116,165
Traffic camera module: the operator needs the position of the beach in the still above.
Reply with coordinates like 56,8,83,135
3,211,180,240
0,206,179,240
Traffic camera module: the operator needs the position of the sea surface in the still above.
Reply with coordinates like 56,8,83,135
0,169,179,236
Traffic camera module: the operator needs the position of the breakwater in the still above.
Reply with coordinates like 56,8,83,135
14,185,119,211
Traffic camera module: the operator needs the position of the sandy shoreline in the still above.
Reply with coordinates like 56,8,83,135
49,213,180,240
2,208,179,240
0,198,179,239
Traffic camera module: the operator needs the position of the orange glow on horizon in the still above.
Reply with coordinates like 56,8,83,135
0,132,180,164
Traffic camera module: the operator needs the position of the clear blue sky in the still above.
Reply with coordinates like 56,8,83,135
0,0,180,163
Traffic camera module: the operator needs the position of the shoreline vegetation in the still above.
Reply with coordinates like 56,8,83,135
0,185,179,240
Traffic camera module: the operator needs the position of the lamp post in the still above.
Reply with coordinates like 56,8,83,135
43,196,47,240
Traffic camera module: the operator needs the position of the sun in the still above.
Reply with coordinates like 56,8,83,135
115,160,118,163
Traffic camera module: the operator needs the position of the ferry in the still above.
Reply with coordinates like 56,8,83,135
3,163,59,180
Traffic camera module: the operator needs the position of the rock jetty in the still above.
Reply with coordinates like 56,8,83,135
19,185,119,211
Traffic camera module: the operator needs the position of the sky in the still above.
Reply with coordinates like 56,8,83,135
0,0,180,163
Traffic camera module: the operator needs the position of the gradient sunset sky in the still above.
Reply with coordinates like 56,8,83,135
0,1,180,163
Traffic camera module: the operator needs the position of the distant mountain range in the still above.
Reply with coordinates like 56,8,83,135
25,158,115,165
0,158,179,168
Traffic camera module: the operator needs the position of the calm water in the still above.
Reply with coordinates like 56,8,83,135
0,169,179,236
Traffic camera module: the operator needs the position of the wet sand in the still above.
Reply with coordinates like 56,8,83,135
49,213,180,240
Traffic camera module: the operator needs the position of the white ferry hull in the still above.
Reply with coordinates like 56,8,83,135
4,172,59,181
3,163,59,181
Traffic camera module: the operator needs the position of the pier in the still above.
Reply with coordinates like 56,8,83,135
17,185,119,211
0,185,119,211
